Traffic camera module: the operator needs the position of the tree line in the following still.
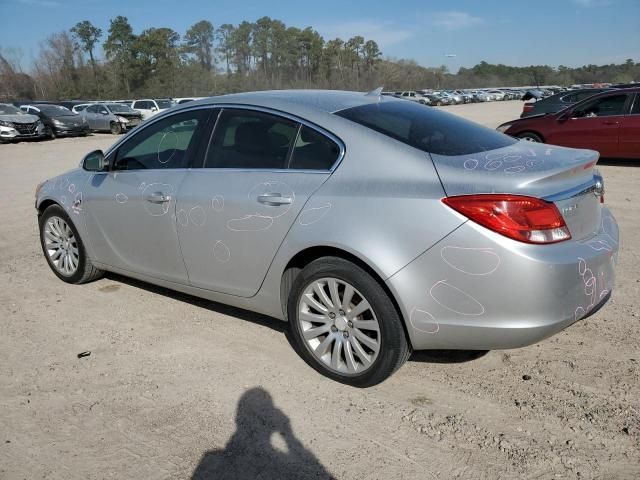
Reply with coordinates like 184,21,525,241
0,16,638,101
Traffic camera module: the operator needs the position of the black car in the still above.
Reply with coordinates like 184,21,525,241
20,104,90,138
520,88,610,118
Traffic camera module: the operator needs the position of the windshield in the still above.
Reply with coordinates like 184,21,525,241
335,100,516,156
0,104,23,115
106,103,135,113
155,99,173,109
36,105,74,116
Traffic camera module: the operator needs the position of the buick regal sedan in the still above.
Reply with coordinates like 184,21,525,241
36,90,619,387
499,88,640,159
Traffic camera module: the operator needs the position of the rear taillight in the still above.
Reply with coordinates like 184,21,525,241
442,194,571,244
522,103,534,112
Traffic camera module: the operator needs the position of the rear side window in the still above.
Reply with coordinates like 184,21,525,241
205,109,298,169
631,95,640,115
289,126,341,170
336,100,515,156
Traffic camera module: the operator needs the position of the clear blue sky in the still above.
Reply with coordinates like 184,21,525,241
0,0,638,72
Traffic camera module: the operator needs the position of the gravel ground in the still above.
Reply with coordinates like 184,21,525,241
1,101,638,480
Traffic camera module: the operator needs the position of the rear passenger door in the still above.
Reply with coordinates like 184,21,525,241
83,105,100,130
176,107,342,297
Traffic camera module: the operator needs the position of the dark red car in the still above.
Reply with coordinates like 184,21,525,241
498,88,640,159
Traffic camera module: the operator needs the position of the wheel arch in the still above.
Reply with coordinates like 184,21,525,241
279,245,411,344
516,130,545,142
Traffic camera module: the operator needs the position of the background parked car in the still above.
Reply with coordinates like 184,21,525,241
131,98,173,119
0,103,46,143
521,88,610,117
498,88,640,158
395,91,431,105
79,103,143,134
20,104,89,139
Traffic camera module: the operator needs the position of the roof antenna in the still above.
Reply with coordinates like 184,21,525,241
365,86,384,98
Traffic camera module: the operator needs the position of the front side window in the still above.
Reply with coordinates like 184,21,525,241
113,109,209,170
574,94,629,118
86,105,99,114
336,100,515,156
204,109,298,169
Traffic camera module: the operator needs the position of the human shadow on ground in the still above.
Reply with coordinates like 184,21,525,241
191,388,334,480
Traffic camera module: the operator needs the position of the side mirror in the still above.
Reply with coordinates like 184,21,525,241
82,150,108,172
100,110,109,115
151,107,158,112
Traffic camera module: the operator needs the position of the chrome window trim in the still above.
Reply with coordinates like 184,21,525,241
104,103,346,173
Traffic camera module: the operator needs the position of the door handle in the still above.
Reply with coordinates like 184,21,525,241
602,120,619,125
146,192,171,203
257,193,292,206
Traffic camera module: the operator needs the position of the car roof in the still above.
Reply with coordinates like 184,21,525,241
182,90,394,117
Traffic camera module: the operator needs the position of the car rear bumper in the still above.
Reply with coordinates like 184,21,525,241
386,207,619,351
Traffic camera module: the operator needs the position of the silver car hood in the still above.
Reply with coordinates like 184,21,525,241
430,141,599,199
0,114,39,123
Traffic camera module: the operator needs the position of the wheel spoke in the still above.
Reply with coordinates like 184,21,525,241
344,339,357,373
331,337,343,370
352,319,379,331
312,281,334,310
349,336,372,366
299,311,328,324
304,292,329,314
328,278,341,309
347,299,371,320
315,333,334,357
303,324,331,340
342,284,354,310
353,329,379,353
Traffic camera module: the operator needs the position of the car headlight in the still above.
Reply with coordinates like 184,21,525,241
117,116,129,124
496,123,512,133
0,120,12,127
52,119,63,126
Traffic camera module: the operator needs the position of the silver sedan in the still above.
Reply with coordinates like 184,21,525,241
35,90,619,386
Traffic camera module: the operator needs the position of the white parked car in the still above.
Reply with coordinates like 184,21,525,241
130,98,173,120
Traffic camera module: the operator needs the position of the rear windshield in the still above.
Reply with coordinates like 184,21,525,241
335,100,515,156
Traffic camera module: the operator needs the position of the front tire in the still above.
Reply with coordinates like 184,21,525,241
288,257,410,387
518,132,543,143
110,122,123,135
39,204,104,284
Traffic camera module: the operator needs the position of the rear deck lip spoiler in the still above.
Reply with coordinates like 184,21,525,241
543,173,604,202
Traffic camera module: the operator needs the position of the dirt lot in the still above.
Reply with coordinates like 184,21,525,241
1,101,638,479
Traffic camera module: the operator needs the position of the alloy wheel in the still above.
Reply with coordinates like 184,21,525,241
298,277,381,375
44,216,79,276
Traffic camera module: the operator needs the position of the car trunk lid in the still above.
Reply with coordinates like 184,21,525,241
430,141,603,241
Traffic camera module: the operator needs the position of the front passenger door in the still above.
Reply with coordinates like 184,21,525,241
83,108,212,283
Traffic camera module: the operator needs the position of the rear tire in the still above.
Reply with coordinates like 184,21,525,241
287,257,410,387
517,132,543,143
39,204,104,284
